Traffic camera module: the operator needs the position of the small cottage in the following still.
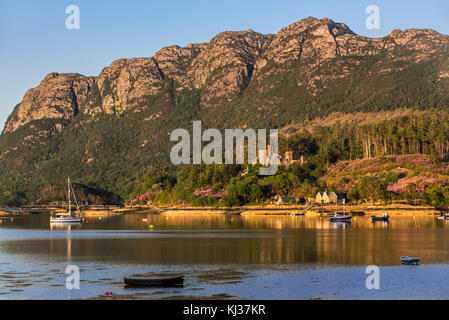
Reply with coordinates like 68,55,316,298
276,196,297,205
315,191,345,204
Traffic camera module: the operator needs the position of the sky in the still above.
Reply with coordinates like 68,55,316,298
1,0,449,132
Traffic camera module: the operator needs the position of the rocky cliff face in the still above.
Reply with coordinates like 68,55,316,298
4,73,94,133
3,17,449,134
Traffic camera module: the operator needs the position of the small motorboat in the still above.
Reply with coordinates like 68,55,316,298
290,212,305,216
329,213,352,222
371,213,389,222
436,212,449,220
124,275,184,287
400,256,420,265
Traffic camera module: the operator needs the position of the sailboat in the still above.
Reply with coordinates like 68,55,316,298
329,199,352,222
50,178,83,223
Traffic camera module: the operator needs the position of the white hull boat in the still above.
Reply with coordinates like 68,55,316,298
50,178,83,224
50,214,82,223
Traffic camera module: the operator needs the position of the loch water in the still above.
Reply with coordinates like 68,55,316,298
1,212,449,299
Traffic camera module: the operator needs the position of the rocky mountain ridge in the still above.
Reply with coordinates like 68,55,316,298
4,16,449,133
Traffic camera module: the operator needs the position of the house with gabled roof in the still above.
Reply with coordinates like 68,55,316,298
315,191,345,204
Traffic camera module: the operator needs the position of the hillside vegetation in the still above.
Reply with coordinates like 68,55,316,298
1,17,449,206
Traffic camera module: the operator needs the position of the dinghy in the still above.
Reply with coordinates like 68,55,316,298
371,213,389,222
124,275,184,287
400,256,420,265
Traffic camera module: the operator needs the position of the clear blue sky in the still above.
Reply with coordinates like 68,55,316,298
1,0,449,132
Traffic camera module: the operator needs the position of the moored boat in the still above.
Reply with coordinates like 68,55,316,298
50,177,83,224
50,212,82,223
371,213,389,222
124,275,184,287
329,213,352,222
400,256,420,265
328,199,351,222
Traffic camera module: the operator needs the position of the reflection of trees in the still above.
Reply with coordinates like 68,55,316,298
10,213,449,266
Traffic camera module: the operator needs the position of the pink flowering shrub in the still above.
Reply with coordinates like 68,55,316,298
387,176,441,193
193,187,228,199
128,186,163,205
322,154,449,196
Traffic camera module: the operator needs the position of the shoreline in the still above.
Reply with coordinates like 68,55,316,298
0,203,440,217
158,204,439,216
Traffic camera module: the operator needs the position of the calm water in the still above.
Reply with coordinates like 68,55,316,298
1,212,449,299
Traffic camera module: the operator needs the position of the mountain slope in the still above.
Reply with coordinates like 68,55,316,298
1,17,449,204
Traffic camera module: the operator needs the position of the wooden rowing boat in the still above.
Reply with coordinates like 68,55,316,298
124,275,184,287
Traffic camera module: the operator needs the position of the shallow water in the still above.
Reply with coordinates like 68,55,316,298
0,212,449,299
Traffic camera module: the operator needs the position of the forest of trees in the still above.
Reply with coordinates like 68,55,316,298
127,113,449,208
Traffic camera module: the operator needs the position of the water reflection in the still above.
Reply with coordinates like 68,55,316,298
0,213,449,266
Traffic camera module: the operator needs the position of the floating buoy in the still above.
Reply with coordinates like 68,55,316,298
149,224,154,229
105,290,112,295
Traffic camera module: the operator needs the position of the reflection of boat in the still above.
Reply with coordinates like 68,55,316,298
372,213,389,222
50,178,82,224
124,275,184,287
329,221,351,229
400,256,420,265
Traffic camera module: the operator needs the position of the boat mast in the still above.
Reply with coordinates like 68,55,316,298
70,180,81,216
68,177,71,215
